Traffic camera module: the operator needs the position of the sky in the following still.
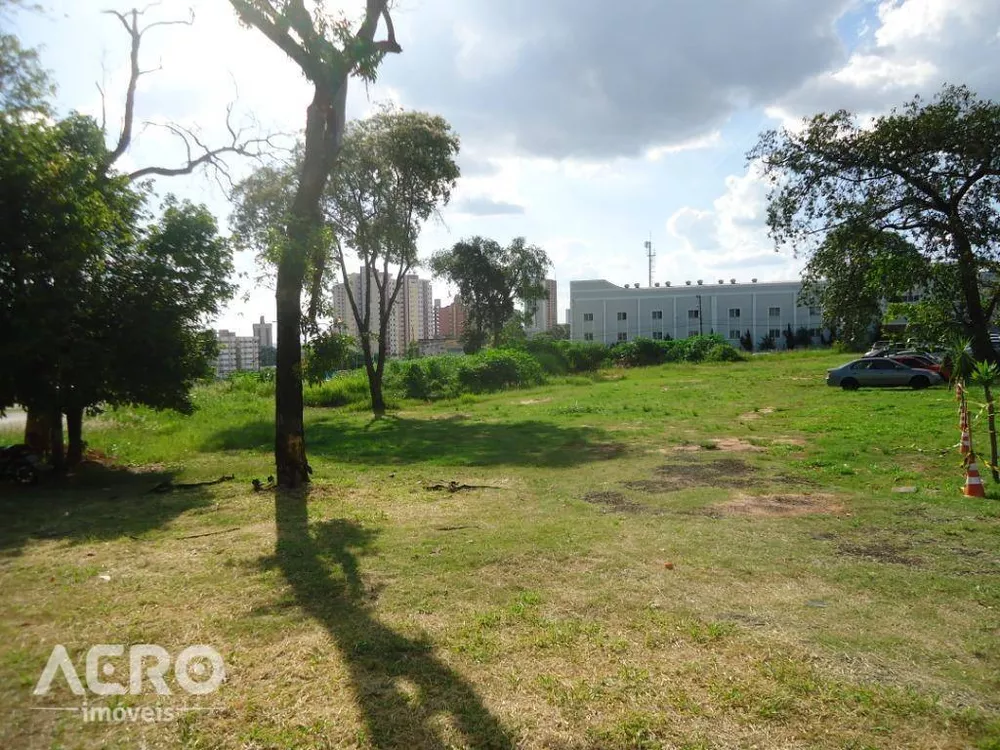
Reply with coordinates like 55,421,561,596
10,0,1000,334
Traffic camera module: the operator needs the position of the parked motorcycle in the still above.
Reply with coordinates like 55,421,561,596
0,444,40,485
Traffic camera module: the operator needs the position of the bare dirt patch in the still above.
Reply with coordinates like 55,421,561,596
838,541,922,566
714,492,844,518
518,398,552,405
625,459,756,494
581,491,646,514
666,438,762,453
739,407,775,420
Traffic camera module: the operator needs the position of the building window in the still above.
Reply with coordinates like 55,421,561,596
617,311,627,321
617,331,628,342
769,306,781,317
652,331,663,340
728,308,740,319
583,312,594,322
729,329,741,340
584,332,594,341
651,310,663,320
769,328,782,339
687,309,699,320
809,328,821,337
809,306,821,316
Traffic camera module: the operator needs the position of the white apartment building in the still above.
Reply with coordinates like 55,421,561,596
570,278,825,348
215,329,261,377
331,269,433,357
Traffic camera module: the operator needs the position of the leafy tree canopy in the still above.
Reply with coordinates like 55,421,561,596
430,236,551,352
751,84,1000,361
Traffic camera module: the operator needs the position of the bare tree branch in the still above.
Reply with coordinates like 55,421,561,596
101,5,195,171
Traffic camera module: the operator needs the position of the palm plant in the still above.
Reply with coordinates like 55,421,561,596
971,359,1000,483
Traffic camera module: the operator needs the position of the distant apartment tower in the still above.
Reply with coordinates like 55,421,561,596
252,315,273,350
433,299,441,339
526,278,559,333
438,297,467,339
330,269,433,357
400,274,433,350
215,329,260,377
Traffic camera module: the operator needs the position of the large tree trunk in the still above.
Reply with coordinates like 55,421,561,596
955,232,996,364
66,405,84,467
274,81,348,489
274,250,310,488
24,408,51,454
48,406,64,473
368,366,386,418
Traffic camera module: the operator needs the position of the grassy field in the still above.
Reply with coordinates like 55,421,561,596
1,350,998,749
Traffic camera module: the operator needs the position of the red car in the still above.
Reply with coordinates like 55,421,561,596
890,354,951,381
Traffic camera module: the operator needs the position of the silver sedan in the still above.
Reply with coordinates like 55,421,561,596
826,358,944,390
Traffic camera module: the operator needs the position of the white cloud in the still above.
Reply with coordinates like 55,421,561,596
773,0,1000,121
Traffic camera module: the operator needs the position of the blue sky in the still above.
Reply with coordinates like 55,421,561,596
11,0,1000,333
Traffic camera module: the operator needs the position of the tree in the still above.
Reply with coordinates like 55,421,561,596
431,237,551,352
751,85,1000,363
6,8,270,464
783,325,796,350
550,323,570,341
0,113,235,466
794,327,812,348
759,333,777,351
0,31,52,118
229,0,401,487
324,108,459,417
260,345,278,367
971,360,1000,483
739,330,754,352
0,115,139,467
303,329,357,385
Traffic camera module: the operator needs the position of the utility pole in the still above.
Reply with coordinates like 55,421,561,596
644,235,655,288
696,295,704,335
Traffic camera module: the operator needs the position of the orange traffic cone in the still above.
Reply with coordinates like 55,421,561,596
961,426,972,456
964,455,986,498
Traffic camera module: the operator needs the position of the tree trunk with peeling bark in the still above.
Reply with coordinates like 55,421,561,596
230,0,401,488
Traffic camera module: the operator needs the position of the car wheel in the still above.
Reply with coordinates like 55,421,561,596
841,378,859,391
910,375,929,390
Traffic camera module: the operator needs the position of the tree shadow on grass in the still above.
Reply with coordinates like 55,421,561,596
0,463,214,556
265,489,514,749
206,416,625,467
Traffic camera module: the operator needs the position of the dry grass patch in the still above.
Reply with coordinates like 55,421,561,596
714,492,845,518
739,406,775,420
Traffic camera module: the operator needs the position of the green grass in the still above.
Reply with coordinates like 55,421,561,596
1,350,999,749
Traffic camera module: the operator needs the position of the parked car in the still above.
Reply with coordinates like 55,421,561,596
863,341,901,358
827,358,944,390
890,354,951,381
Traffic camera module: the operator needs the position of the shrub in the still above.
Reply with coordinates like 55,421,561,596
759,334,777,351
522,337,570,375
225,370,275,398
553,341,606,372
456,349,545,393
705,343,744,362
391,356,463,400
303,370,370,407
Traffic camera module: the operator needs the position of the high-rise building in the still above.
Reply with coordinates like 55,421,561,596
438,298,467,339
215,329,261,377
330,268,433,357
252,315,273,350
525,278,559,333
433,299,441,339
